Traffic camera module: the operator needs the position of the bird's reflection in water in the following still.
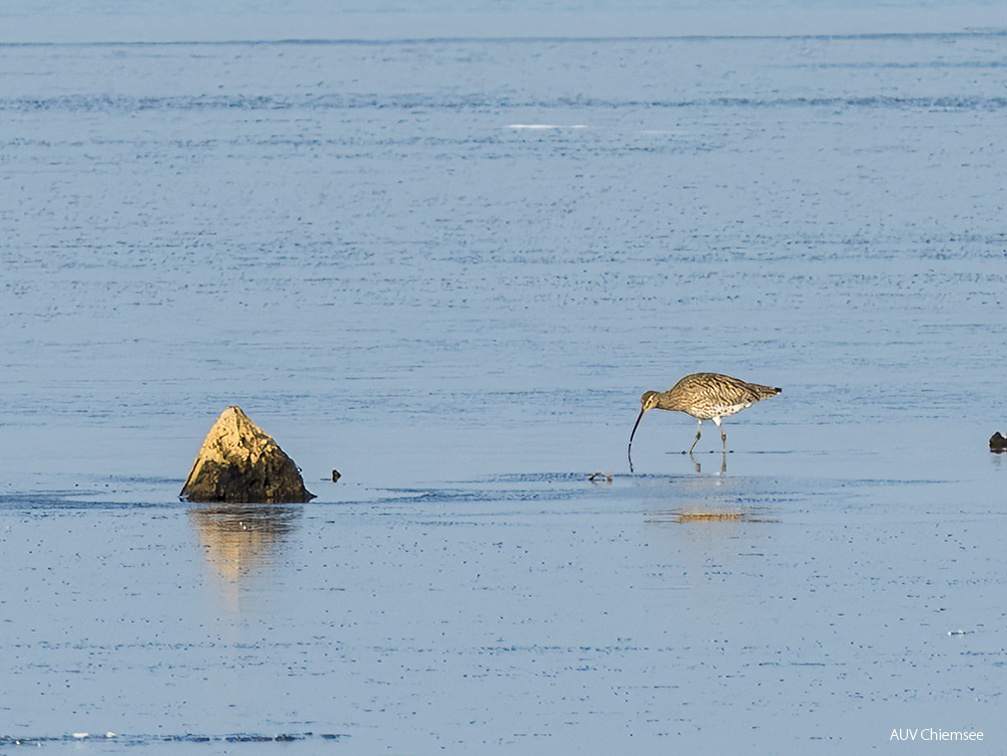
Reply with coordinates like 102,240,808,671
645,508,778,526
188,504,301,612
645,459,777,527
689,451,727,474
647,510,747,524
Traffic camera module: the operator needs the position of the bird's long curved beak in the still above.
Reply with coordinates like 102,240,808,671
627,407,648,472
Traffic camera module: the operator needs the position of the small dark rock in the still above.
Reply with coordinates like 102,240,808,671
331,469,342,482
990,432,1007,452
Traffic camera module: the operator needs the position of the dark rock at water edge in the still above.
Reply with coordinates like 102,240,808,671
180,406,315,503
990,432,1007,452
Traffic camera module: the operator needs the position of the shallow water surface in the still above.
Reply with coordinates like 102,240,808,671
3,462,1007,752
2,3,1007,752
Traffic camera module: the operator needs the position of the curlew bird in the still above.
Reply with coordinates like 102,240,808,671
628,372,781,468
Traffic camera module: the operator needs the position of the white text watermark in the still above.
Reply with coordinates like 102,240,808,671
891,729,983,742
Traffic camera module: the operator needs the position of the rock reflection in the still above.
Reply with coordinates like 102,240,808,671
188,504,301,610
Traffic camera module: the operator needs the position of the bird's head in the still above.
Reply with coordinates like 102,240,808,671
640,390,660,412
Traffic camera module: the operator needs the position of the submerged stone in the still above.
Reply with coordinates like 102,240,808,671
180,406,315,503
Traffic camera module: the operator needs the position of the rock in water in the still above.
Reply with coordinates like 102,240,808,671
991,432,1007,453
180,406,315,503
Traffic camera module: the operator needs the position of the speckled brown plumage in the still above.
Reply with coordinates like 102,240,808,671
628,373,781,468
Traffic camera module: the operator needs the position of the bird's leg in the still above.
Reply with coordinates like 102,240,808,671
688,420,702,454
713,416,726,452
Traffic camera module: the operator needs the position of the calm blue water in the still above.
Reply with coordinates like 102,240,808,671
2,3,1007,752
